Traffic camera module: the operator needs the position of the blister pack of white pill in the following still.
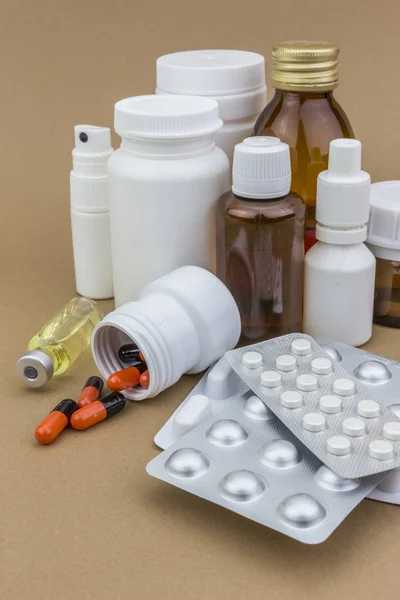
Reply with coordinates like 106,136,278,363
317,339,400,505
224,334,400,479
147,384,383,544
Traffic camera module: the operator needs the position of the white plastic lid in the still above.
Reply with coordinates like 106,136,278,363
232,137,291,199
114,95,222,140
316,139,371,242
157,50,265,96
367,182,400,261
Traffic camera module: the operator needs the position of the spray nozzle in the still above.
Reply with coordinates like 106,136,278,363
74,125,112,155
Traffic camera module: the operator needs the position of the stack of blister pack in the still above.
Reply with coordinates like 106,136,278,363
147,335,400,543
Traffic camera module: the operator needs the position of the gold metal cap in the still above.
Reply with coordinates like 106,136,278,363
272,41,340,92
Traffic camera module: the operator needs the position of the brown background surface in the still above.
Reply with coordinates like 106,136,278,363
1,0,400,598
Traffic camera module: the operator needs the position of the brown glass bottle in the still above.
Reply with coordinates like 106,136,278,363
253,42,354,251
373,258,400,328
216,137,305,343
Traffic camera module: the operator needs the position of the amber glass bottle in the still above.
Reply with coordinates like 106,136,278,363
253,41,354,251
217,137,305,343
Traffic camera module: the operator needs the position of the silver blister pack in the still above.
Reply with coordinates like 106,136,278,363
317,339,400,505
147,378,383,544
224,334,400,479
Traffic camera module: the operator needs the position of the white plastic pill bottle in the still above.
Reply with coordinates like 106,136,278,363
156,50,267,165
91,266,241,400
108,94,230,307
303,139,375,347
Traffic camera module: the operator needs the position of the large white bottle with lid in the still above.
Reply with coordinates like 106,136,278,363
303,139,375,346
108,95,230,307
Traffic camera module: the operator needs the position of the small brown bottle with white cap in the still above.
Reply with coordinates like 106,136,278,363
16,297,102,388
216,137,305,343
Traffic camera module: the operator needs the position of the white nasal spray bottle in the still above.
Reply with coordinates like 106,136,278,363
70,125,114,300
303,139,375,346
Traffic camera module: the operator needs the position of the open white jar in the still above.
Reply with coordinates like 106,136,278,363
91,266,241,400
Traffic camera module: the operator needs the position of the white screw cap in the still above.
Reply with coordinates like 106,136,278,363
316,139,371,241
367,182,400,261
114,95,222,140
232,137,291,199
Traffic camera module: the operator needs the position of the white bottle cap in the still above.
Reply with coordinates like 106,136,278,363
232,137,291,199
156,50,266,120
71,125,113,211
315,139,371,243
367,182,400,261
114,95,222,140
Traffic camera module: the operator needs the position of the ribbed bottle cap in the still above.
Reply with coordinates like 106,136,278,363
272,41,339,92
156,50,266,96
367,182,400,260
114,95,222,140
232,137,291,199
316,139,370,235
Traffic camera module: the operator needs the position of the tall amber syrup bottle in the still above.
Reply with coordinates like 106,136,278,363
217,137,305,343
253,41,354,250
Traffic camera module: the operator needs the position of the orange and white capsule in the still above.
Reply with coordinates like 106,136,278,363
107,362,148,392
78,376,104,408
35,399,78,445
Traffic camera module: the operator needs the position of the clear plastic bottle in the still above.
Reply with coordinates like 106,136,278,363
16,297,103,387
253,41,354,251
217,137,305,343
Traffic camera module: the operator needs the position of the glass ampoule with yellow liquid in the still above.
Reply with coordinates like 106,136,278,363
253,41,354,251
16,297,102,387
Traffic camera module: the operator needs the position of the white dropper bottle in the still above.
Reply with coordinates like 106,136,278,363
70,125,114,300
303,139,375,346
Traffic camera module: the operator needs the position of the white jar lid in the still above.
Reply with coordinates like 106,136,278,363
114,95,222,140
157,50,266,96
367,181,400,261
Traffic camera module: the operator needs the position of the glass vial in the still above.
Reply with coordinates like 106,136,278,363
253,41,354,251
217,137,305,343
16,297,103,387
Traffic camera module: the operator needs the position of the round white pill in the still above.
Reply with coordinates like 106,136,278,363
281,390,303,409
260,370,282,388
319,395,342,414
276,355,297,372
303,413,326,432
242,351,263,369
327,436,351,456
357,399,380,418
383,422,400,442
333,378,355,396
311,357,333,375
342,418,366,437
291,338,312,356
296,374,318,392
369,439,394,461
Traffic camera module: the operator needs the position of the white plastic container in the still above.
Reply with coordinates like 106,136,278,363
70,125,114,299
156,50,267,164
108,94,230,307
303,139,375,347
91,266,241,400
